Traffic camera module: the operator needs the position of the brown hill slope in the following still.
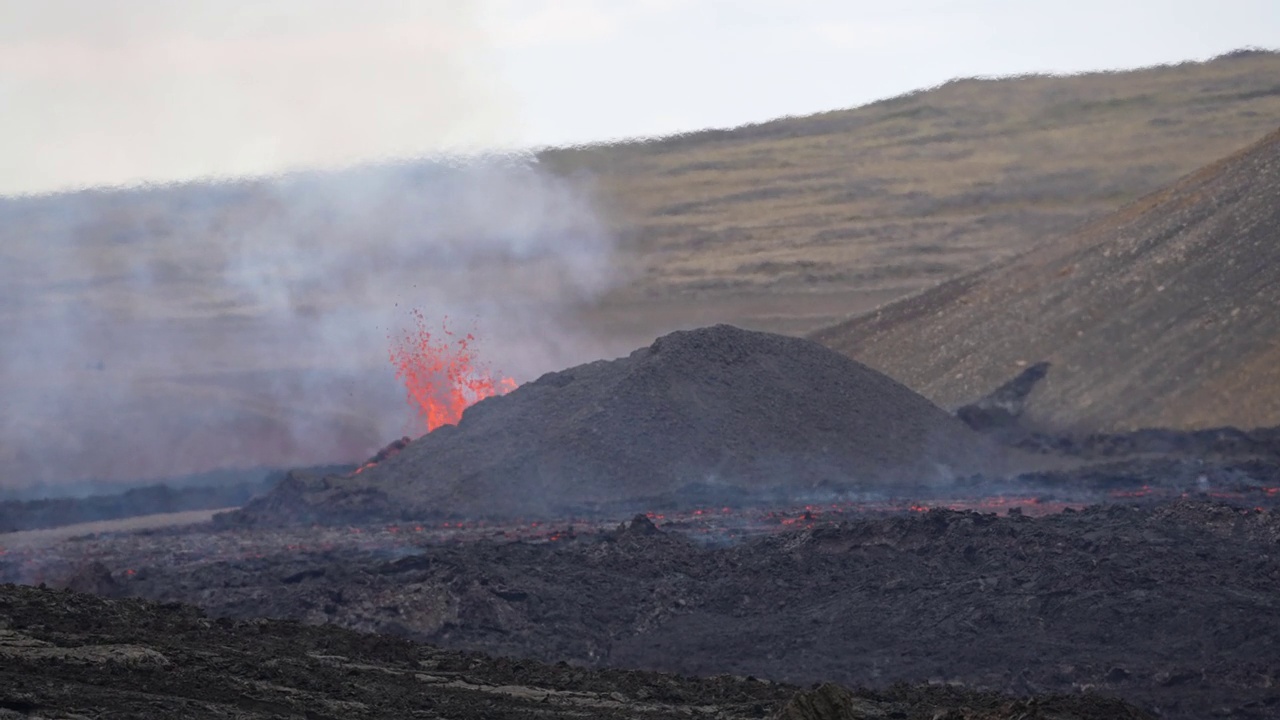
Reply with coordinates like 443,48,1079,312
812,127,1280,432
546,49,1280,335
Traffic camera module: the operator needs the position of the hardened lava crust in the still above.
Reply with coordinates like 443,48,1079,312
5,496,1277,719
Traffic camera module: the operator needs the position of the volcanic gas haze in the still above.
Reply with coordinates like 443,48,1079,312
228,325,1008,525
0,2,646,493
0,161,624,491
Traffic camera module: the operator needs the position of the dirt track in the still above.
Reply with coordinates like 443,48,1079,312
0,508,232,547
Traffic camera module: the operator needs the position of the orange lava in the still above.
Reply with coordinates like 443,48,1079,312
351,436,412,476
390,311,517,434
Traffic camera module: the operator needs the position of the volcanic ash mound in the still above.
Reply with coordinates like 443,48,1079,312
234,325,1003,523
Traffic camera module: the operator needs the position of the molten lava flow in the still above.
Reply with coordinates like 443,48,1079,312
352,436,413,475
389,311,517,434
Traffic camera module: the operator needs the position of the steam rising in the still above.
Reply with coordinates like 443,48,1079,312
0,159,622,491
0,1,627,493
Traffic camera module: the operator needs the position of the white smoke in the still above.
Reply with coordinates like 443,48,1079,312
0,1,631,493
0,158,623,491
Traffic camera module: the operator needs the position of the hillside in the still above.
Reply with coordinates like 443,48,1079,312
544,49,1280,335
4,50,1280,486
812,127,1280,432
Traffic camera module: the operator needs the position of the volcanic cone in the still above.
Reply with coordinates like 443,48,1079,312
234,325,1002,523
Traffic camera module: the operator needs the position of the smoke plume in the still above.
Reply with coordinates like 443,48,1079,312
0,159,623,492
0,1,630,494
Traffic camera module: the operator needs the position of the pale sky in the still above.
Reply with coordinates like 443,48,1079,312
2,0,1277,195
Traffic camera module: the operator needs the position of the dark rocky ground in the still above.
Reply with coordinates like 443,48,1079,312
0,583,1149,719
4,492,1276,720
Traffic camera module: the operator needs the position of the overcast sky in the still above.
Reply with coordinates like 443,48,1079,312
2,0,1277,195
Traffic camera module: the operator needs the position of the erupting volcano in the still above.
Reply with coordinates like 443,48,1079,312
389,310,517,434
230,325,1009,525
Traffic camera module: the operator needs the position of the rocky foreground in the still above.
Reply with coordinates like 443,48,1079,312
5,497,1279,719
0,583,1148,719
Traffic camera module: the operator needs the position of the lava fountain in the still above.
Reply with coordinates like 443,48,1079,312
389,310,517,435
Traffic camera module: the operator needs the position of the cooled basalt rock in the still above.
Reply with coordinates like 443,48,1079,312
0,583,1153,720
